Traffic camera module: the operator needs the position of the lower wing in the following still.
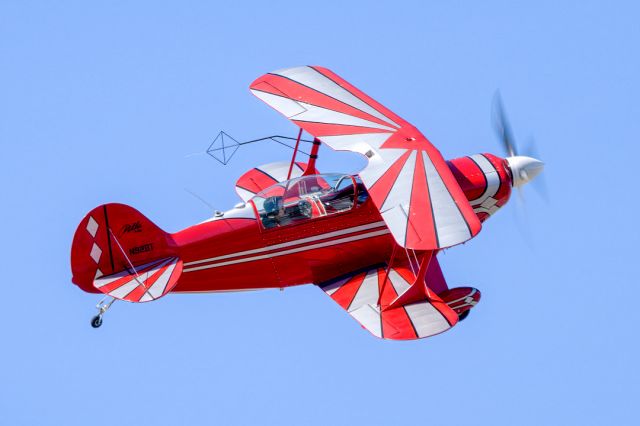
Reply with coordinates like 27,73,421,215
317,256,480,340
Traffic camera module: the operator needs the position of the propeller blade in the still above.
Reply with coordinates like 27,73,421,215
512,188,535,250
492,91,517,158
491,92,544,249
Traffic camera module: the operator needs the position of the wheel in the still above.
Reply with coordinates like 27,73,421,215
91,315,103,328
458,310,470,322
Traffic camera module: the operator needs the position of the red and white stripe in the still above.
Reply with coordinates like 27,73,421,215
439,287,481,314
93,257,183,303
250,66,481,250
183,221,389,273
318,263,459,340
468,154,502,216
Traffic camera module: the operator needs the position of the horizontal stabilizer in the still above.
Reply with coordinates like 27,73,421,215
93,256,183,302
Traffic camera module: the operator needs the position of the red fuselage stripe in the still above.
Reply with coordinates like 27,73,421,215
183,225,390,273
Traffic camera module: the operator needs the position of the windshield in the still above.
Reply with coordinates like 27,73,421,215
252,174,366,229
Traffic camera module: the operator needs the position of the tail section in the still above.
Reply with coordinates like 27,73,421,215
71,203,182,302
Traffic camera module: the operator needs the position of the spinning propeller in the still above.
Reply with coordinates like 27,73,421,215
492,92,545,194
492,92,547,246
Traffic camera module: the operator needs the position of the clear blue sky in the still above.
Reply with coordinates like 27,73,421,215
1,1,638,425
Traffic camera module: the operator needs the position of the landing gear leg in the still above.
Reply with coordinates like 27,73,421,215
91,297,115,328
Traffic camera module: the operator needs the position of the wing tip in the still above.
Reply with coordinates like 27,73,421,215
250,65,321,88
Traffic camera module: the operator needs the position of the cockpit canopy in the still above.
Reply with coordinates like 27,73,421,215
251,174,368,229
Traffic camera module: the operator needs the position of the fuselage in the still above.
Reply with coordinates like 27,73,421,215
170,153,512,293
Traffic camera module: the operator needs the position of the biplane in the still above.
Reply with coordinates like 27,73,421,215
70,66,543,340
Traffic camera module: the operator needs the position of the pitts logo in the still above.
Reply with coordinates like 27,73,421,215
121,221,143,234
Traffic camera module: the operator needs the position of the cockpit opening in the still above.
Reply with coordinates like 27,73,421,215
252,174,368,229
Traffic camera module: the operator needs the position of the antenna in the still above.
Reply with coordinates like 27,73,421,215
184,188,223,217
206,131,314,165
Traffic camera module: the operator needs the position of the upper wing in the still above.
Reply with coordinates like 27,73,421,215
250,66,481,250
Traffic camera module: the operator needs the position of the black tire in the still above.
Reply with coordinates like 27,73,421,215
458,310,470,322
91,315,103,328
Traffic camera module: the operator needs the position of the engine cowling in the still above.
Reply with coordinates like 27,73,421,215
448,153,513,222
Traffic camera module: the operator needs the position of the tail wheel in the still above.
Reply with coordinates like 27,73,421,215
90,315,103,328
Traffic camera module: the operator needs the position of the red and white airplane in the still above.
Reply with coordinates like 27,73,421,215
71,66,543,340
